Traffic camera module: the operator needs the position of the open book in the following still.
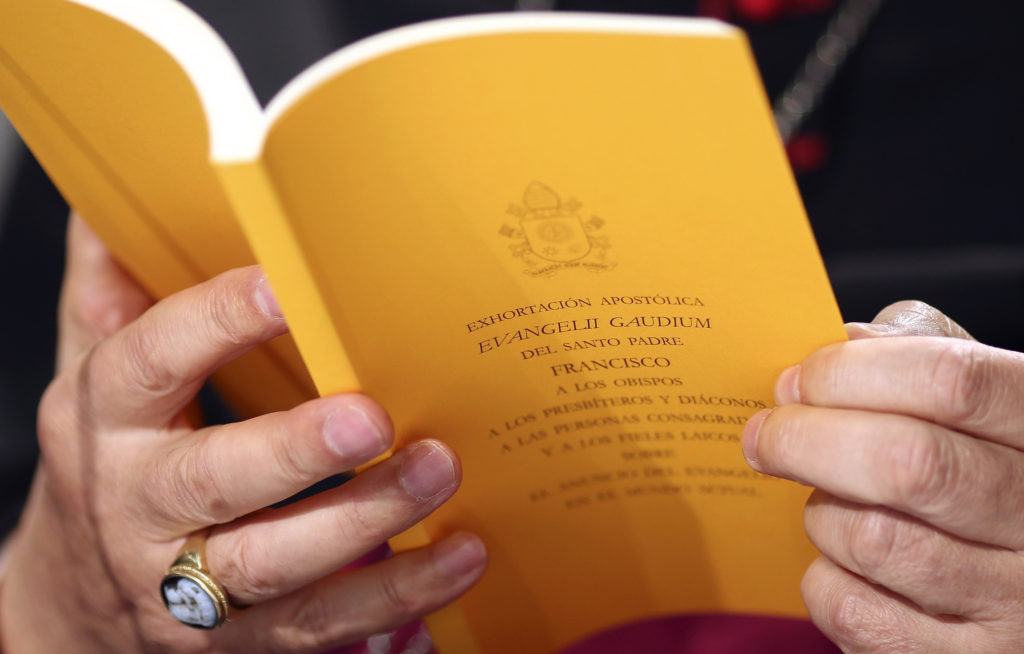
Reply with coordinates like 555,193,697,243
0,1,847,651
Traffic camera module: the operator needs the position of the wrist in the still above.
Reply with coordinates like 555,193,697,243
0,529,12,584
0,485,116,653
0,531,12,653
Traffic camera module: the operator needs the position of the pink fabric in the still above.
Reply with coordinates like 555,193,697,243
328,614,838,653
324,546,839,653
563,615,839,654
327,621,434,654
325,545,423,654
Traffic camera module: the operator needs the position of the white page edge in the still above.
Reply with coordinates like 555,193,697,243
64,4,737,163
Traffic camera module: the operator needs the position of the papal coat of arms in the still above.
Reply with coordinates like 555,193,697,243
500,182,614,276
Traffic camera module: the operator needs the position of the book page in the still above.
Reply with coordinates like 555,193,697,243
245,17,847,653
0,0,317,416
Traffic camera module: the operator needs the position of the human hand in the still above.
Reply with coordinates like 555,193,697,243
0,215,486,653
743,300,1024,653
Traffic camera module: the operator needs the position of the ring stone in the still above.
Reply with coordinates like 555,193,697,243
161,529,232,629
161,575,221,629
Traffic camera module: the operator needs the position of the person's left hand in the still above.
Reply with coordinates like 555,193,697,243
744,301,1024,653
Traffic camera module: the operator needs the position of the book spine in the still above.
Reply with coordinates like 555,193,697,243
215,161,480,653
214,161,360,395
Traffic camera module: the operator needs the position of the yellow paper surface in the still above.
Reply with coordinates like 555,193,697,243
242,27,847,653
0,0,317,417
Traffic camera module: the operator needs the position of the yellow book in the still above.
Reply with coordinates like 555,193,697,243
0,2,847,652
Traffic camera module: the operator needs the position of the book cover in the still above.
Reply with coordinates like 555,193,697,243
0,2,847,651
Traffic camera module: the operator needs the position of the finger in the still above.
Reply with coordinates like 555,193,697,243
206,440,460,604
57,213,152,371
802,557,979,654
744,405,1024,549
804,490,1022,619
773,336,1024,450
86,265,286,428
845,300,975,342
231,532,486,654
141,393,393,532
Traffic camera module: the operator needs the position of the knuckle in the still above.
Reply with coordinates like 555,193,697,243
117,324,176,395
274,593,343,652
66,284,130,340
932,342,996,428
823,589,869,645
897,299,934,318
757,404,800,467
845,511,901,580
334,488,383,545
198,267,277,350
219,532,284,601
183,447,233,523
845,510,932,587
142,623,203,654
61,295,96,345
821,587,908,653
375,571,419,618
197,277,251,348
886,432,956,512
36,376,75,451
34,376,88,491
884,300,943,336
268,419,318,487
160,442,233,525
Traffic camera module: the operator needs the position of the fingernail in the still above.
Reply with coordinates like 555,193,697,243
774,365,801,405
434,533,486,579
254,275,283,319
742,408,771,472
400,442,457,502
323,405,390,461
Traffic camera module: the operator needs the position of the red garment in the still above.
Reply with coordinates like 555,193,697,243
326,546,839,653
564,615,839,654
330,615,839,654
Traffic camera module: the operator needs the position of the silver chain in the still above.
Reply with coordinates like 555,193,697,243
516,0,886,144
773,0,887,142
515,0,557,9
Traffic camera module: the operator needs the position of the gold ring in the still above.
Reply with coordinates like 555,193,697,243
160,529,232,629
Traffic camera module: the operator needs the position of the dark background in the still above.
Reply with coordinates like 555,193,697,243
2,0,1022,537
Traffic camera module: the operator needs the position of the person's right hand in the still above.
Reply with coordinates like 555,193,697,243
0,215,487,653
745,301,1024,653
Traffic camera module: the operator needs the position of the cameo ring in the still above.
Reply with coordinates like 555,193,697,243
161,528,233,629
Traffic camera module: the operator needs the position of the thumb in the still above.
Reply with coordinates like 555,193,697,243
845,300,975,341
57,213,152,371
